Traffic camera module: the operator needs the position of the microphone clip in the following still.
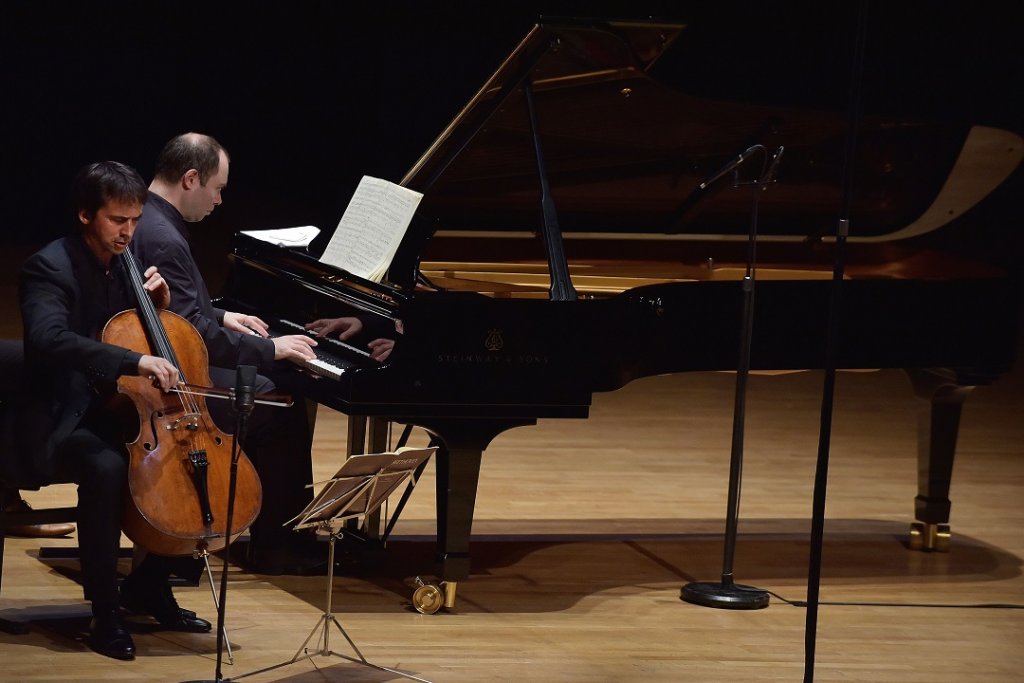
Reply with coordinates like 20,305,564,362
699,144,764,191
757,145,784,188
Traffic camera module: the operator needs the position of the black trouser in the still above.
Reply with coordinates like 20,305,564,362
52,428,200,608
206,366,315,563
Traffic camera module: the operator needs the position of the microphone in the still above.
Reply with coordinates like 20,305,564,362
759,145,784,187
699,144,763,190
233,364,257,415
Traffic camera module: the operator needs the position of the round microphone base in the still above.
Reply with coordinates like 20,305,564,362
680,581,770,610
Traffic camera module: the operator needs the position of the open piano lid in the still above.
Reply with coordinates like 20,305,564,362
389,18,1022,289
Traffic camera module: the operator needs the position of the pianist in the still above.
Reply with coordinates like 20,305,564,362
132,132,323,574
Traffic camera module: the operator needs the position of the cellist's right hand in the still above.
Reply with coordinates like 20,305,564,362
138,355,180,392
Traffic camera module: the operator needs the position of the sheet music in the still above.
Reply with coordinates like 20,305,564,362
240,225,321,248
318,176,423,282
286,446,435,529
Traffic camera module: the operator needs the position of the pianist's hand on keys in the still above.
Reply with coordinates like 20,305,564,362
222,309,319,366
272,318,373,381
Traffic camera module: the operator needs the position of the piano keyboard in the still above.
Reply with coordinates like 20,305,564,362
269,318,372,381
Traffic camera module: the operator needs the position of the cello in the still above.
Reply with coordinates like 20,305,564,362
102,247,262,557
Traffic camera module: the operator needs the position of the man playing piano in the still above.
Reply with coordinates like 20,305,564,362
131,133,335,574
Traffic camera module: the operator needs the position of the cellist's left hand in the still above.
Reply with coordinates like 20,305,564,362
138,355,179,392
141,266,171,310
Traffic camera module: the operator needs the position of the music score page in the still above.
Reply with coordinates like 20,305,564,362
319,175,423,282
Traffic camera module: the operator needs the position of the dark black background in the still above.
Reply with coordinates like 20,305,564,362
2,1,1021,284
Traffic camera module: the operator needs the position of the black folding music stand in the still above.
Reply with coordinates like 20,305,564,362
230,446,435,683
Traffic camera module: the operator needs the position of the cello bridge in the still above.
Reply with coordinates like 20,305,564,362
165,413,202,431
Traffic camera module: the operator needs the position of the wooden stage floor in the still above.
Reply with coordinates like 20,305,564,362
2,354,1023,682
1,243,1022,681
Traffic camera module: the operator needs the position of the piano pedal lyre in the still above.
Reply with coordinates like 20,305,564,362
411,577,457,614
908,522,951,552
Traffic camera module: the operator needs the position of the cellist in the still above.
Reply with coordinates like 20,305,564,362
17,161,211,661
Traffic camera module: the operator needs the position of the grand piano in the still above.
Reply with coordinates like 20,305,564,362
222,19,1022,609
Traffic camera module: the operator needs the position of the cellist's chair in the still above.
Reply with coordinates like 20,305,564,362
0,337,78,632
0,409,76,635
0,480,78,634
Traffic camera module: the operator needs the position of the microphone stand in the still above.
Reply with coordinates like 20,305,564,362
185,365,257,683
804,4,868,680
681,146,782,610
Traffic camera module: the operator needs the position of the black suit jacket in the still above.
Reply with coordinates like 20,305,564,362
133,192,276,372
6,235,142,487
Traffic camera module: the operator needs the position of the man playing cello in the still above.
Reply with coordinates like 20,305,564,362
16,161,212,660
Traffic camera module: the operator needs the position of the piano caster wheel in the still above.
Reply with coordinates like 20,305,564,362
412,577,458,614
412,578,444,615
909,522,951,552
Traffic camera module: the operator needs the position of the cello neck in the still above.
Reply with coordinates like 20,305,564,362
121,247,187,382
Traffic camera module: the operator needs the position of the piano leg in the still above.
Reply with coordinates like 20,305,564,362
905,369,979,552
433,439,480,584
413,417,535,611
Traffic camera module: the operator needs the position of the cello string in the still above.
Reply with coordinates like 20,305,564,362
122,249,206,452
122,249,191,399
116,251,260,553
124,252,182,371
123,250,223,536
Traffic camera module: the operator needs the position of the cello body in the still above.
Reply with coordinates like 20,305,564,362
104,304,262,557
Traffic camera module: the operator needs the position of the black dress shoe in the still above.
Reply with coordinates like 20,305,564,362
87,608,135,660
120,579,212,633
